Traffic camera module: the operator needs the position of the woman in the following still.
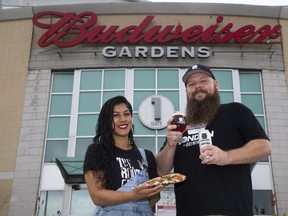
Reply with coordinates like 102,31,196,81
83,96,163,216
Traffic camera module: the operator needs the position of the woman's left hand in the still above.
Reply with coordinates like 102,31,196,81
131,183,163,201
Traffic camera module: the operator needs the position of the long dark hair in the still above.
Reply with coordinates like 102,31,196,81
93,95,135,146
90,96,135,187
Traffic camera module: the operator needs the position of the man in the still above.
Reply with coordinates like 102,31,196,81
156,64,271,216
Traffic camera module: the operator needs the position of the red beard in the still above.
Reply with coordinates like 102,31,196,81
185,88,221,126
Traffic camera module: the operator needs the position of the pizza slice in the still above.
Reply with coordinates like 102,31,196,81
144,173,186,188
144,176,163,188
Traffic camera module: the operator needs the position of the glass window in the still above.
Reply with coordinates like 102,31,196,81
256,116,265,130
134,91,155,109
219,92,234,103
241,94,264,114
134,68,180,139
157,69,179,89
157,128,168,136
134,69,155,89
44,140,68,163
213,70,234,103
133,115,155,135
50,95,72,115
103,91,125,103
239,72,263,114
47,117,70,138
37,191,63,216
80,70,102,90
52,73,74,93
77,114,98,137
158,91,180,112
240,71,268,163
104,69,125,89
70,188,95,215
134,137,156,154
75,138,93,157
213,70,233,90
45,72,74,163
240,72,261,92
253,190,275,215
79,92,101,112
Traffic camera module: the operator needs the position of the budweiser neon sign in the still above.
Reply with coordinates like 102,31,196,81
33,12,281,48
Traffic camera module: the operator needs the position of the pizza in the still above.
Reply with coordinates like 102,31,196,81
144,173,186,188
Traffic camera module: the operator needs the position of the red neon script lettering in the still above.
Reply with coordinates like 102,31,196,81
32,12,281,47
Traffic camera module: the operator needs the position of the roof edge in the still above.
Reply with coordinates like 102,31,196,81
1,2,288,21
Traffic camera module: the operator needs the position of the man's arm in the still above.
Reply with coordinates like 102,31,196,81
156,143,176,176
157,118,188,176
226,139,271,164
200,139,271,166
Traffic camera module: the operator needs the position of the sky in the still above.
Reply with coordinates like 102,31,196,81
149,0,288,6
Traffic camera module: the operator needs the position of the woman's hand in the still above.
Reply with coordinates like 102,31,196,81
131,183,163,201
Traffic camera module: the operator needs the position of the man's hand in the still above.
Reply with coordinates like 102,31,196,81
166,118,188,145
199,139,271,166
199,145,231,166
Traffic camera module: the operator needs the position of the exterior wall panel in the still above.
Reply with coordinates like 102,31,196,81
0,19,33,216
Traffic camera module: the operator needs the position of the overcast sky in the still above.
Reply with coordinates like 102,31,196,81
149,0,288,6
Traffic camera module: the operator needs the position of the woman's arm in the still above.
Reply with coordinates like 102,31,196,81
85,171,163,207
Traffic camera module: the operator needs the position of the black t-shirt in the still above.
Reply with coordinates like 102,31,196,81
161,102,269,216
83,144,158,190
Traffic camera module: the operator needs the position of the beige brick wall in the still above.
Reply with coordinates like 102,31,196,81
280,19,288,85
0,180,13,215
273,18,288,216
0,19,33,216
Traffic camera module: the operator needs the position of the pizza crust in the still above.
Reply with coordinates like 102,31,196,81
144,173,186,188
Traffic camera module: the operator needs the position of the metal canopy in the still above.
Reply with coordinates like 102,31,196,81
55,157,85,184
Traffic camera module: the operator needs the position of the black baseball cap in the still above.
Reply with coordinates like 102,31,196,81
182,64,215,85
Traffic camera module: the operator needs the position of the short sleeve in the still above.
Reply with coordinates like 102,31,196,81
233,102,269,142
83,144,97,173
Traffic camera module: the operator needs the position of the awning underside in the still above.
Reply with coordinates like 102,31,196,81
56,157,85,184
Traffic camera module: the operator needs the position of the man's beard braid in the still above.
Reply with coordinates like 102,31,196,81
185,88,221,126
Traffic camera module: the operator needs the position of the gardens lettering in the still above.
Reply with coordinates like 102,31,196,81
33,11,281,48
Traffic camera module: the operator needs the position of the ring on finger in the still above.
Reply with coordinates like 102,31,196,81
171,136,178,141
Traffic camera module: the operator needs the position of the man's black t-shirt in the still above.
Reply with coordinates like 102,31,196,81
163,103,269,216
83,145,158,190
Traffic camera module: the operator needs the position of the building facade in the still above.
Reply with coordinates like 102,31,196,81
0,2,288,216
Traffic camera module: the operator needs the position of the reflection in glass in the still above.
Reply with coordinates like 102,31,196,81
36,191,63,216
